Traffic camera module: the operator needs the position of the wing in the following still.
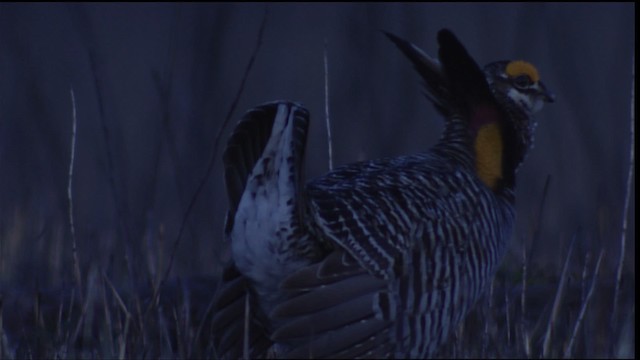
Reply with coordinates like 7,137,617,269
305,152,456,278
270,249,393,358
211,264,273,359
277,173,513,357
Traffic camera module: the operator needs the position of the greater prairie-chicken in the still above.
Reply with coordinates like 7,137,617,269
212,29,554,358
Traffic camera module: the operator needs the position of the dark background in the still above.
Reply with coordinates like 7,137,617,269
0,3,634,311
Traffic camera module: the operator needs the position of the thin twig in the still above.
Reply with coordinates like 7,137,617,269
505,288,511,346
193,287,218,354
173,307,184,359
103,272,132,359
613,303,635,358
68,87,84,306
0,295,4,359
80,267,99,354
55,300,63,343
103,273,131,319
158,301,173,356
521,242,527,317
243,294,250,359
102,273,115,357
564,249,604,358
610,52,634,355
119,312,131,360
520,240,531,357
527,175,551,264
542,233,576,357
63,288,75,347
483,278,495,357
86,42,135,284
324,38,334,171
148,7,270,320
580,251,591,304
70,291,89,345
76,5,139,298
134,294,146,349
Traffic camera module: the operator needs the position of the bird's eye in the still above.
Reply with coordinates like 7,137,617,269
514,75,532,89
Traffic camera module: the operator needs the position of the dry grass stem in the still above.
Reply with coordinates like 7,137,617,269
324,38,334,171
542,233,576,357
564,249,604,358
0,295,4,358
505,289,511,345
528,175,551,264
102,275,116,357
68,87,83,305
103,273,131,319
243,294,250,360
154,7,270,321
610,52,634,355
119,313,131,360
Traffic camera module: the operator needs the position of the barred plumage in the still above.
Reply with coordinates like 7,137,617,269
212,29,554,358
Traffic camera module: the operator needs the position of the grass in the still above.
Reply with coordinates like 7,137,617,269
1,224,631,359
0,10,634,360
0,93,634,360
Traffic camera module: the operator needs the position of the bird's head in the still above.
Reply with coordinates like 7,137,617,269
484,60,555,116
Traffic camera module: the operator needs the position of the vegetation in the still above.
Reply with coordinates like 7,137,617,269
0,4,633,359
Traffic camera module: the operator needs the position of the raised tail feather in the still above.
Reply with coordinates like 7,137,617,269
437,29,498,110
385,29,502,119
384,31,452,116
223,105,275,231
223,101,309,233
215,101,311,359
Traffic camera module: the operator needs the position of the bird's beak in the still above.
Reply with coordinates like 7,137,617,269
538,81,555,103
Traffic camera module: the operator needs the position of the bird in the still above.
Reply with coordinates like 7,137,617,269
211,28,554,359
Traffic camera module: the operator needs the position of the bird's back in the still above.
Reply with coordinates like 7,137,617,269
275,143,516,358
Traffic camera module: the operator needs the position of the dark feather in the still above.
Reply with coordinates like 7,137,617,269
384,31,452,116
437,29,496,107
